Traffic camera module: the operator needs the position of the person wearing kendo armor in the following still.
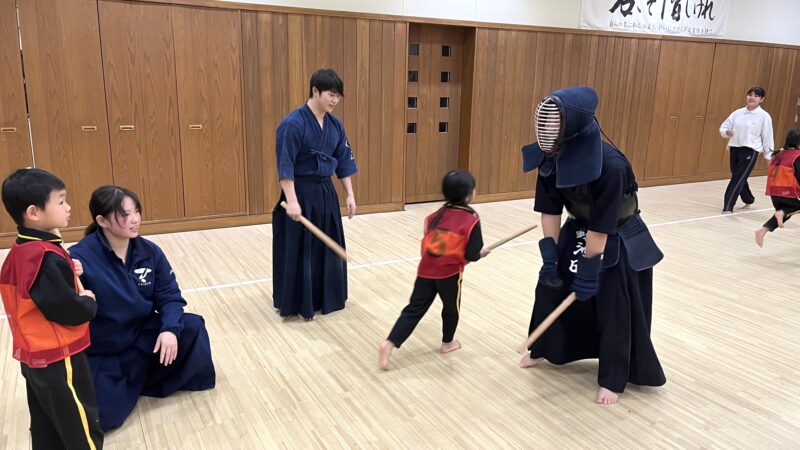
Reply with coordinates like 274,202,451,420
518,86,666,405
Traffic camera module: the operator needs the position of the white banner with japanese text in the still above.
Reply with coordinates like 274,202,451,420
580,0,730,38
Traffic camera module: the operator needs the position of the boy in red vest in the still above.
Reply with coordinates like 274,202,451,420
378,170,490,370
755,128,800,247
1,168,103,449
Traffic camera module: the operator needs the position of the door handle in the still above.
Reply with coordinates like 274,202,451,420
188,124,203,130
0,127,16,133
81,125,98,132
120,125,135,131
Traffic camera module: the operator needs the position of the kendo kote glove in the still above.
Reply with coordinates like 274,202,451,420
538,237,563,289
570,253,603,301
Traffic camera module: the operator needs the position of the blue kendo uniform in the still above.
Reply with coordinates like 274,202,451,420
70,231,215,431
521,86,666,394
272,104,358,319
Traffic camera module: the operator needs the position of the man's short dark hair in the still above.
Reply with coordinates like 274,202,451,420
1,168,66,226
309,68,344,98
747,86,766,98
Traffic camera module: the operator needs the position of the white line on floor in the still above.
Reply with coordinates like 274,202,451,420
0,206,779,319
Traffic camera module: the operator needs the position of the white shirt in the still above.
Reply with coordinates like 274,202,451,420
719,106,774,155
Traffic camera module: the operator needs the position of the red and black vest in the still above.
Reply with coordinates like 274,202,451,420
0,240,90,367
765,149,800,198
418,206,480,279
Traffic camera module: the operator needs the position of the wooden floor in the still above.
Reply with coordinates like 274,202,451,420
1,177,799,448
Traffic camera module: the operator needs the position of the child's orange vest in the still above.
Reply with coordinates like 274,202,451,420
418,206,479,279
765,149,800,198
0,240,90,367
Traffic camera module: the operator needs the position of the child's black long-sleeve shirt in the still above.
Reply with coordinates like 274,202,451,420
17,227,97,326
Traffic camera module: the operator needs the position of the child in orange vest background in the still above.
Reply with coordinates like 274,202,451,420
378,170,490,370
0,168,103,449
755,128,800,247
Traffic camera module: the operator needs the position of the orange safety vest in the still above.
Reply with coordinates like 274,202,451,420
765,149,800,198
418,206,480,279
0,240,90,367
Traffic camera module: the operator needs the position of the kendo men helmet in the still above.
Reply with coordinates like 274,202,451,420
522,86,604,188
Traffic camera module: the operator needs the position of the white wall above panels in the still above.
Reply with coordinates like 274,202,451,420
216,0,799,46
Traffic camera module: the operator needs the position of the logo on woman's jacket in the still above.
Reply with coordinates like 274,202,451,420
133,267,152,286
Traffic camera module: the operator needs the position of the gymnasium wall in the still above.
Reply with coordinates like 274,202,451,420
0,0,798,246
217,0,800,47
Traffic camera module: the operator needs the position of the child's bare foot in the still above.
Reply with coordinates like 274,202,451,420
776,209,785,228
596,387,619,405
755,227,768,247
518,353,544,368
301,315,314,321
440,340,462,353
378,340,394,370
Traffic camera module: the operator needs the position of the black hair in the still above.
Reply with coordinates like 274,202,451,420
429,170,477,229
308,68,344,98
747,86,766,98
1,168,66,226
85,185,142,236
783,128,800,149
442,170,476,204
772,128,800,160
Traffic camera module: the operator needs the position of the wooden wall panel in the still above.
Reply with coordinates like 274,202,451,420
613,38,662,180
173,5,246,217
99,0,184,220
0,0,32,232
6,0,800,245
390,22,407,204
497,30,526,194
468,30,661,196
366,20,382,205
246,11,291,215
457,29,476,172
765,48,800,153
699,44,774,176
18,0,113,227
644,41,715,179
485,28,506,196
241,11,264,214
244,13,407,211
698,45,800,178
379,22,396,204
405,24,464,203
406,25,419,204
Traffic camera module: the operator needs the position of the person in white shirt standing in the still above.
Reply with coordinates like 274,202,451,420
719,86,774,214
